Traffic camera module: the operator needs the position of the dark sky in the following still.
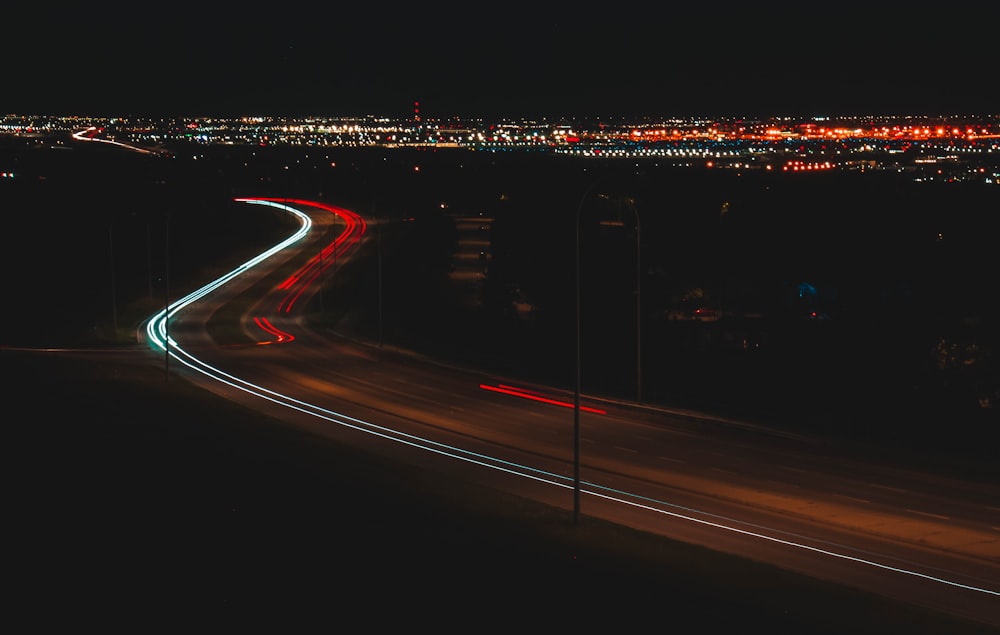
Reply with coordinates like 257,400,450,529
5,3,997,120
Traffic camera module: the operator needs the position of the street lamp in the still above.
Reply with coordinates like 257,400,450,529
109,220,118,336
318,241,326,319
164,213,170,381
377,217,383,348
622,198,642,404
574,171,642,524
574,175,604,525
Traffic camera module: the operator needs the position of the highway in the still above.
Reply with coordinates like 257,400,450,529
143,197,1000,629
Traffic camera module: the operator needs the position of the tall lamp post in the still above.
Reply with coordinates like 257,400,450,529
318,243,326,319
109,221,118,336
377,217,383,348
164,213,170,381
574,172,642,524
636,209,642,403
574,176,604,525
624,198,642,404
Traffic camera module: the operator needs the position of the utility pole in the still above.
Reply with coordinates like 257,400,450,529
109,221,118,336
147,220,153,299
318,241,325,320
573,168,644,523
164,214,170,381
625,197,642,405
377,218,383,348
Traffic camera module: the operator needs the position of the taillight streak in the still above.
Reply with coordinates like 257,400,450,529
142,198,1000,602
254,317,294,344
236,198,366,336
267,199,366,314
480,383,606,415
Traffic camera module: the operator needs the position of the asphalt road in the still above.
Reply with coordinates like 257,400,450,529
146,198,1000,628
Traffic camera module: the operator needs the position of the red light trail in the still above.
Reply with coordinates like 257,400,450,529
480,383,606,415
239,198,367,344
253,317,294,344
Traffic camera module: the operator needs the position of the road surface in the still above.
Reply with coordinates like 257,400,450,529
143,198,1000,629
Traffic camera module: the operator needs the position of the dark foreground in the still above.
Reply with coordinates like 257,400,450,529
5,348,994,633
3,134,997,631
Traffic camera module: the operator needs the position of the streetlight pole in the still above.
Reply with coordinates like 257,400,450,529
318,242,326,320
109,221,118,336
146,220,153,299
629,201,642,405
574,175,604,525
377,217,383,348
574,171,643,523
574,191,583,525
164,213,170,381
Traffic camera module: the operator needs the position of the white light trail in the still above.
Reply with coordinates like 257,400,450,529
143,198,999,600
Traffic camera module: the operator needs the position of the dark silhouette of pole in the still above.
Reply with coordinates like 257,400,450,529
603,196,643,404
628,201,642,404
146,220,153,299
377,218,383,348
574,176,605,524
318,242,326,319
164,214,170,381
574,170,644,523
333,228,338,303
109,221,118,336
636,214,642,403
574,192,583,525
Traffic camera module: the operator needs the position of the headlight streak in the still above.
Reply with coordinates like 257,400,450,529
143,198,999,600
145,199,312,351
583,483,1000,596
71,127,158,155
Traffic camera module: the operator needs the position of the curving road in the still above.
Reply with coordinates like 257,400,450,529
143,198,1000,629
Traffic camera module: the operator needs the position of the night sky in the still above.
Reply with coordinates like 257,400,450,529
4,4,998,119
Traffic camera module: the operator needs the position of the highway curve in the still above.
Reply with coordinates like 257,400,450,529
143,198,1000,629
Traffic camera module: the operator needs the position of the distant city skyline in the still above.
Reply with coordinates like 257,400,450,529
5,4,997,119
4,112,997,188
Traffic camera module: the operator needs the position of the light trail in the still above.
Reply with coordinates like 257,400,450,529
253,317,294,344
264,197,366,315
238,197,366,342
481,383,607,415
143,198,1000,602
145,198,311,353
71,127,159,154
